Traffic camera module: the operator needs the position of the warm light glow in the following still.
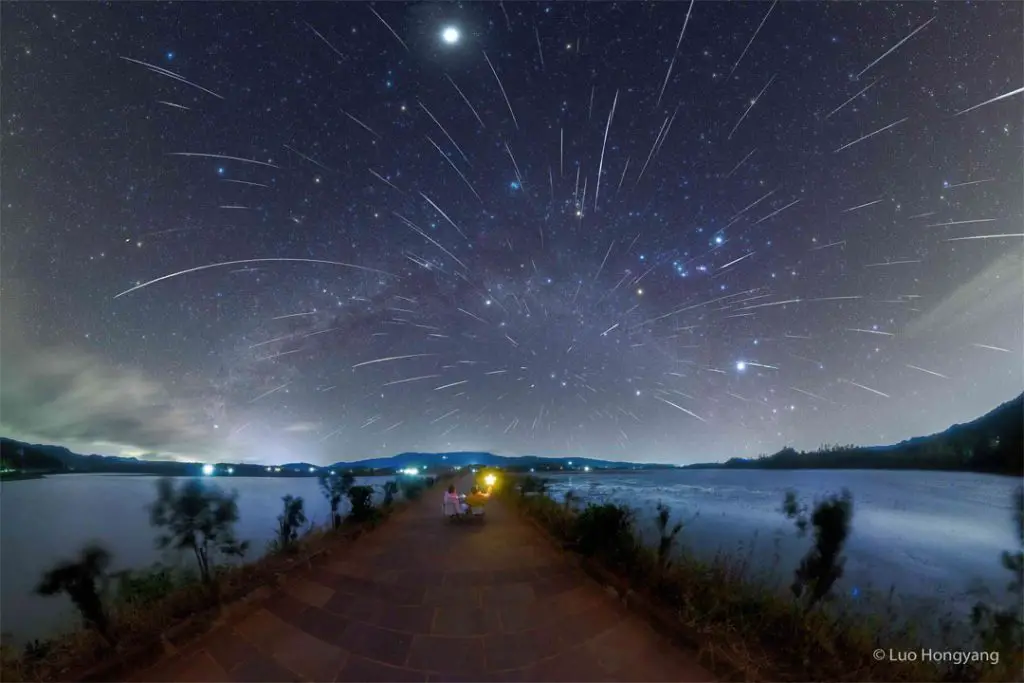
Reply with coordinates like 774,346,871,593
484,474,496,486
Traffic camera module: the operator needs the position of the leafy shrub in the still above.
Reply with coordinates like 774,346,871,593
346,485,377,522
35,543,112,638
400,477,424,501
319,472,355,529
112,565,178,607
148,477,249,585
574,503,637,569
518,474,550,496
782,488,853,606
275,495,307,552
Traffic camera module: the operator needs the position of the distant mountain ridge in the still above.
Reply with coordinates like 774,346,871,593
0,440,666,477
3,393,1020,477
685,392,1023,476
330,451,657,471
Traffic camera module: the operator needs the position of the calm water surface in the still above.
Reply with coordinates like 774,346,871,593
0,474,392,644
0,469,1018,643
546,469,1018,628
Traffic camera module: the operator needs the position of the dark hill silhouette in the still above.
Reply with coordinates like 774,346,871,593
0,440,66,472
2,393,1019,477
0,441,668,478
330,451,666,472
685,392,1023,476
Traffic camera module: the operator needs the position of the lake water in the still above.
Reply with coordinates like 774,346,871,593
0,469,1018,644
0,473,395,644
543,469,1019,634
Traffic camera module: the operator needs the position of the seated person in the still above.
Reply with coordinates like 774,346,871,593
444,485,469,514
443,485,460,511
465,486,488,509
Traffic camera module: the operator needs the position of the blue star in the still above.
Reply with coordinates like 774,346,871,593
217,167,225,175
166,51,175,61
510,181,520,190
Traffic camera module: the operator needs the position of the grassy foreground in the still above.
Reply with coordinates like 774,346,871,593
501,475,1023,682
0,473,444,682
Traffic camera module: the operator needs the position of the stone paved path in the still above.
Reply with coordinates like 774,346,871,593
128,479,712,682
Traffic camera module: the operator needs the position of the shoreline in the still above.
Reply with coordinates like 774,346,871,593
502,474,1023,682
0,475,449,681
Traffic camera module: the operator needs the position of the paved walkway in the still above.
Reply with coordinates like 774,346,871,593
128,479,712,682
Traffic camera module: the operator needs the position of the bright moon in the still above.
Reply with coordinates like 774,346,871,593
442,26,460,44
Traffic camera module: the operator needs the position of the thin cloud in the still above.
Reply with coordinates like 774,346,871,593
0,342,222,461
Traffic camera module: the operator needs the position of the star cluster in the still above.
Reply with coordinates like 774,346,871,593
1,2,1021,465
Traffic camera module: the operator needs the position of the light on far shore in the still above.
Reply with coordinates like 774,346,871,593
201,464,214,476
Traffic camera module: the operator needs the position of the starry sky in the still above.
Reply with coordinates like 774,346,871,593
2,2,1022,466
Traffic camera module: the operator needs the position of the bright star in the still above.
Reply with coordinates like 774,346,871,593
442,27,460,44
736,361,747,372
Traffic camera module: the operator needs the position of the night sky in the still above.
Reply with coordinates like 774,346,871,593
2,2,1021,466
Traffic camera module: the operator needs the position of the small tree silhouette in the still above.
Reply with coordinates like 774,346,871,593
346,485,376,522
149,477,249,585
276,495,307,551
319,471,355,529
36,543,112,638
655,502,684,569
782,488,853,607
382,480,399,506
